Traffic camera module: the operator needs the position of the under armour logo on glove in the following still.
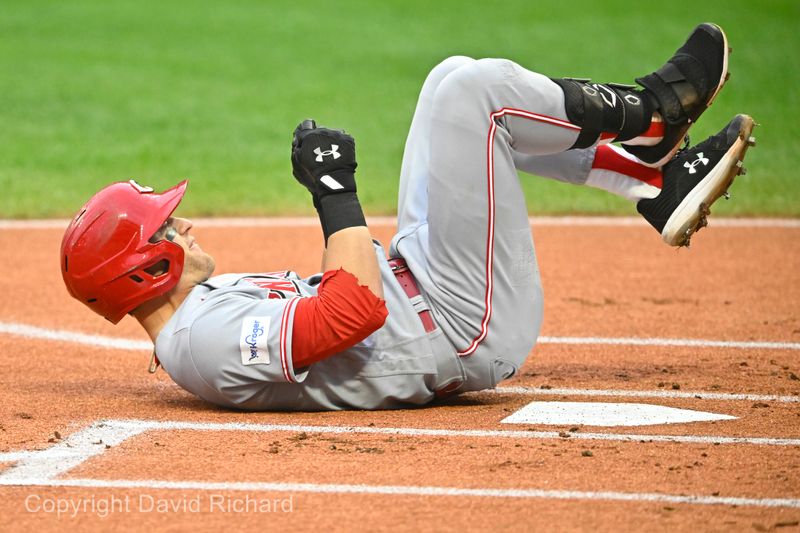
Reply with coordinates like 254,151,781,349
291,121,357,201
314,145,341,162
683,152,709,174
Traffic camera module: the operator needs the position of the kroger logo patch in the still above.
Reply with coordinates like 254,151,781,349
239,316,271,366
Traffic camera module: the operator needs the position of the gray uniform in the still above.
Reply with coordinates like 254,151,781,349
157,56,591,410
156,243,465,411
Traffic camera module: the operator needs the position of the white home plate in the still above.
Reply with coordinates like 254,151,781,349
501,401,737,427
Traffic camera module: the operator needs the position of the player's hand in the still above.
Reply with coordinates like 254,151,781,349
291,119,358,199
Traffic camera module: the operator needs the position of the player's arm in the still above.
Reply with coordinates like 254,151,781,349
322,227,382,298
289,120,388,368
291,119,383,298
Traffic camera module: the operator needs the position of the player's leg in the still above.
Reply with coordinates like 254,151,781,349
512,22,743,245
513,145,662,202
395,55,476,236
397,23,731,239
391,24,737,390
515,22,731,205
513,117,755,246
393,57,573,391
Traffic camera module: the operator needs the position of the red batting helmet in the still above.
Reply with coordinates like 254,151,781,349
60,179,188,323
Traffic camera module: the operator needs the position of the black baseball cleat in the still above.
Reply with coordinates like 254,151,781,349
623,23,730,168
637,114,756,247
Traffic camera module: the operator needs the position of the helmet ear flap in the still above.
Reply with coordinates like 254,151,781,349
133,238,185,289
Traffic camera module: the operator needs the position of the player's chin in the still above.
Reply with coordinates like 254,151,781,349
203,253,216,278
185,249,216,279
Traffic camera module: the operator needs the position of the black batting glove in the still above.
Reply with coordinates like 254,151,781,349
291,121,358,199
290,119,366,244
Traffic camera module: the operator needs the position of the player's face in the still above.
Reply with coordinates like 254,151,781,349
151,217,216,283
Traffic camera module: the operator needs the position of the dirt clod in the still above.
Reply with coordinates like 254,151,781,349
356,447,384,454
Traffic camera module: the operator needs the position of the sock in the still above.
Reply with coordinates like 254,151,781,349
586,144,662,201
599,114,665,147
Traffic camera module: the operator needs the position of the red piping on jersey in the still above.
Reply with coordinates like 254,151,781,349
457,108,580,357
280,297,300,382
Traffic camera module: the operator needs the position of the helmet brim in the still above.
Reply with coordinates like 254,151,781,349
140,180,188,244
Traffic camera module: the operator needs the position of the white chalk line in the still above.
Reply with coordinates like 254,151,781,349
492,386,800,404
1,477,797,508
0,422,147,482
2,320,798,405
2,216,799,230
3,321,798,354
108,419,800,446
2,417,798,469
0,451,42,462
539,335,800,351
0,321,152,351
0,420,798,508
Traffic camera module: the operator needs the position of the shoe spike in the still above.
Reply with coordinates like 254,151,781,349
747,136,756,147
723,191,731,200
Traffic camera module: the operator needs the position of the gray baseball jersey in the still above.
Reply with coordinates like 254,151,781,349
155,242,465,411
158,56,591,410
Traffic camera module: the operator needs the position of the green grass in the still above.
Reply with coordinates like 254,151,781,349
0,0,797,218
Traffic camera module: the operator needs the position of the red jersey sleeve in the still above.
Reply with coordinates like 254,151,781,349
291,269,388,368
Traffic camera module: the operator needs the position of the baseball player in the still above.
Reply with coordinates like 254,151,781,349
61,23,755,410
